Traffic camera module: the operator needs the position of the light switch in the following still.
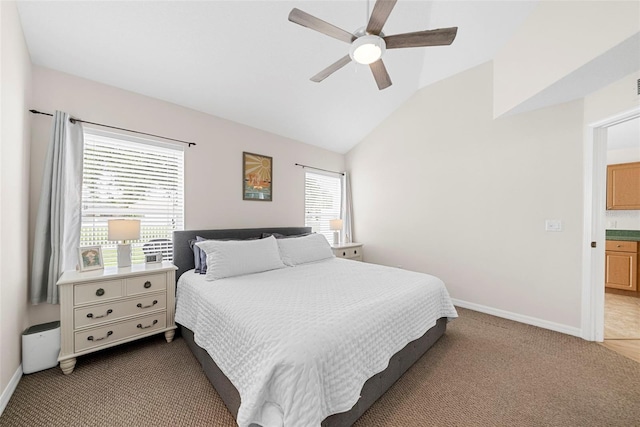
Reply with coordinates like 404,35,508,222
545,219,562,232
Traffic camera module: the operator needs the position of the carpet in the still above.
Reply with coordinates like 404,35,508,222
1,308,638,426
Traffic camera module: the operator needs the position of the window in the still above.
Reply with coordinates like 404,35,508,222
81,130,184,266
304,171,342,243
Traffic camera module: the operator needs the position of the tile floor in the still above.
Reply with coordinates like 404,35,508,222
602,292,640,363
604,293,640,339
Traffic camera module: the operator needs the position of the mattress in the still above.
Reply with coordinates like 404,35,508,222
175,257,458,427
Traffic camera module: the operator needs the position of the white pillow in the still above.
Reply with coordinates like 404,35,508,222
195,235,286,280
276,233,334,266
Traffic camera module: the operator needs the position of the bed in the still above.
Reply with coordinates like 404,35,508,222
173,227,457,427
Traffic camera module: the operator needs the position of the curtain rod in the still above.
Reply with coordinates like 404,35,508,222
295,163,344,176
29,110,196,147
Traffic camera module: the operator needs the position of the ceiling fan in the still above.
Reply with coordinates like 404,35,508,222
288,0,458,90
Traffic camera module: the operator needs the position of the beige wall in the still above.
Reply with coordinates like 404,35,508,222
28,67,344,324
0,0,32,403
584,71,640,125
607,148,640,165
493,1,639,117
346,62,586,331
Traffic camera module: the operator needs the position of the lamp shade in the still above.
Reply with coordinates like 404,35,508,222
108,219,141,242
329,219,343,231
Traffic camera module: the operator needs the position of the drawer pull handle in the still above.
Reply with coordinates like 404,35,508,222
87,309,113,319
136,300,158,309
342,252,346,256
88,331,113,341
137,320,158,329
354,250,357,254
617,245,622,247
143,281,152,289
95,288,105,297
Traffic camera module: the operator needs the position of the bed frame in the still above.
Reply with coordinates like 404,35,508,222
173,227,447,427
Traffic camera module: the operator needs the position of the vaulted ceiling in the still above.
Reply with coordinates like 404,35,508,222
17,1,538,153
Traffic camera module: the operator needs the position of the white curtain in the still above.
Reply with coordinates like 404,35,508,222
341,172,354,243
31,111,84,304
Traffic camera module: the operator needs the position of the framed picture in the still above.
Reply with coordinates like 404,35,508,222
78,246,104,272
145,252,163,264
243,152,272,201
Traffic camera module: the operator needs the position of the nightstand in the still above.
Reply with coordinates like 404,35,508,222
56,262,177,374
331,243,363,261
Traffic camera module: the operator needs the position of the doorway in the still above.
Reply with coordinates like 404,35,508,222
602,117,640,361
582,107,640,356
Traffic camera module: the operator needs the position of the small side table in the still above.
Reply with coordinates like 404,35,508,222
331,243,363,261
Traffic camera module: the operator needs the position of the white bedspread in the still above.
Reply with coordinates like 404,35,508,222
175,258,457,427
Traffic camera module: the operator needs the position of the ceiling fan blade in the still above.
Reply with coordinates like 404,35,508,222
369,59,392,90
384,27,458,49
366,0,398,35
289,8,355,44
310,55,352,82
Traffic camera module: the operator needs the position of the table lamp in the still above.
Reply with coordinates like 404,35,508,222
330,219,343,246
108,219,141,268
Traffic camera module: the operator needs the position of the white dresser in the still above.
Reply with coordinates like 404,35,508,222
56,262,177,374
331,243,363,261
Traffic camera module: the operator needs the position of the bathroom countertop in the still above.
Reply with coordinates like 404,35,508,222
605,230,640,242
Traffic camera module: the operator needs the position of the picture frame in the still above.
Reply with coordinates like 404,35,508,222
243,151,272,201
145,252,163,264
78,246,104,272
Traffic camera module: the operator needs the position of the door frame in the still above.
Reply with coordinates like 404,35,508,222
582,106,640,341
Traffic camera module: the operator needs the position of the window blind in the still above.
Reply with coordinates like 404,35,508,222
81,130,184,266
304,171,342,243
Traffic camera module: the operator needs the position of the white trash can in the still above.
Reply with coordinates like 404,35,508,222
22,321,60,374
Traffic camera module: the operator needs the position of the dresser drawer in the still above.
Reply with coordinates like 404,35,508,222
605,240,638,253
74,279,123,305
125,273,167,296
334,247,362,259
74,294,167,329
74,313,167,353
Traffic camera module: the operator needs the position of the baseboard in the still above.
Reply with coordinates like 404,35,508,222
0,364,22,416
451,299,582,338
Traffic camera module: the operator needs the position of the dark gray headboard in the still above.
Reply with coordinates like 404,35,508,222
172,227,312,281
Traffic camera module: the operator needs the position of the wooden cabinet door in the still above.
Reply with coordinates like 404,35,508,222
605,251,638,291
607,162,640,210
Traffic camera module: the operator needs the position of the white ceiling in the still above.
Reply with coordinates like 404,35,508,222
16,0,537,153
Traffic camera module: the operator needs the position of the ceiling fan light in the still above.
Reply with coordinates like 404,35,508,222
354,44,381,64
350,35,386,65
